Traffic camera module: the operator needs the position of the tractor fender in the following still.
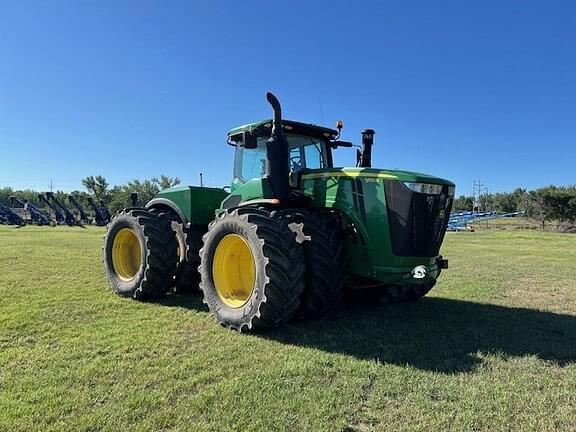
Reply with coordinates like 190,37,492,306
146,198,187,225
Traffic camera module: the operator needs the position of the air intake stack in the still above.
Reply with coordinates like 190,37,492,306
358,129,375,168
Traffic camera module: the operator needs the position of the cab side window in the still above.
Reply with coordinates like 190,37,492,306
233,140,267,183
303,143,323,169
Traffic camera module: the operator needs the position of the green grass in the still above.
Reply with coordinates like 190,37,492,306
1,226,575,431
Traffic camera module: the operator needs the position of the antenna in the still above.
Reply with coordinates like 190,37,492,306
318,97,326,124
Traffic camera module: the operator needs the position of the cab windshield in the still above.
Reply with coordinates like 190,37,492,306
233,134,328,184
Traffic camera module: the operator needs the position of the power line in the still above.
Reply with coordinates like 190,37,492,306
473,180,483,214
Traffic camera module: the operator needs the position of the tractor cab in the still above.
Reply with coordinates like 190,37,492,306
227,120,339,191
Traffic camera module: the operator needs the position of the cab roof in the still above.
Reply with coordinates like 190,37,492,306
227,119,338,144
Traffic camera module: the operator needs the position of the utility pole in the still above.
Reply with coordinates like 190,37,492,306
49,179,53,192
472,180,484,215
483,186,490,228
200,173,203,187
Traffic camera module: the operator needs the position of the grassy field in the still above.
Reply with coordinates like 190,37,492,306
1,226,575,431
468,216,573,232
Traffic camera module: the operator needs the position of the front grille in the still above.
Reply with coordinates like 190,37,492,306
384,180,453,257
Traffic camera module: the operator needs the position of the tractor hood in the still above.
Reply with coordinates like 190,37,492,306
300,167,455,187
299,166,455,285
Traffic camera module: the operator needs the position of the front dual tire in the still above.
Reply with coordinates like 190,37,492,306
199,208,305,331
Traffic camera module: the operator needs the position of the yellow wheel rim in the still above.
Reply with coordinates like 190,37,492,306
112,228,142,281
212,234,256,308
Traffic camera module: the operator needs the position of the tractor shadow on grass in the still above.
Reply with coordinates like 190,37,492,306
159,291,576,374
159,292,206,310
261,295,576,373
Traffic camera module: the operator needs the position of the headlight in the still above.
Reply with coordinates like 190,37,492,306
403,182,444,195
411,265,428,279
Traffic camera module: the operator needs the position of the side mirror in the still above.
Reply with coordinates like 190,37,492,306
243,131,258,149
331,140,353,148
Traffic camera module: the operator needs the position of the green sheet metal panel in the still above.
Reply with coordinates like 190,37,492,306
154,186,228,225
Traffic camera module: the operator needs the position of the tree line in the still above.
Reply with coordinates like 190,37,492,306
2,178,575,226
453,185,576,225
0,175,181,214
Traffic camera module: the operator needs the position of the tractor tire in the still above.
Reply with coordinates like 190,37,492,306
149,208,204,293
199,207,305,331
173,222,204,293
103,209,178,300
272,209,347,318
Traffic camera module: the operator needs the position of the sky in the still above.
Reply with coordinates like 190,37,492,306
0,1,575,197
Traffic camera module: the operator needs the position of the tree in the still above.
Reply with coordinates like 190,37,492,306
478,193,494,212
493,192,518,213
453,195,473,212
153,175,181,190
108,179,161,212
1,187,50,208
82,175,111,203
0,187,14,206
511,188,529,212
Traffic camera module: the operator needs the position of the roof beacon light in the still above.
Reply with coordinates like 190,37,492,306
335,120,344,139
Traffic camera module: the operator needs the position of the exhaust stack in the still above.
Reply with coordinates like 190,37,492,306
130,192,139,207
265,92,290,201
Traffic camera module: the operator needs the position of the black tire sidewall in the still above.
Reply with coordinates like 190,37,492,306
201,216,268,326
103,214,147,297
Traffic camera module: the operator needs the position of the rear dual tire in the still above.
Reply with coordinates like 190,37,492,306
103,209,178,300
272,209,347,318
157,213,203,293
175,224,204,292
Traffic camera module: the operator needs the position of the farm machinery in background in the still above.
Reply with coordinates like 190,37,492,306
38,193,65,224
2,191,112,227
38,192,76,226
68,195,91,225
87,197,111,226
40,193,111,226
36,192,81,226
46,192,78,226
448,211,525,231
0,202,24,225
9,196,52,226
103,92,455,332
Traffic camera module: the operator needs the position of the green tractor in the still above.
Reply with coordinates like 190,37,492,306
103,92,454,331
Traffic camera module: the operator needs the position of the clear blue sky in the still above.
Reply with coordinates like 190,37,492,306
1,1,575,196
